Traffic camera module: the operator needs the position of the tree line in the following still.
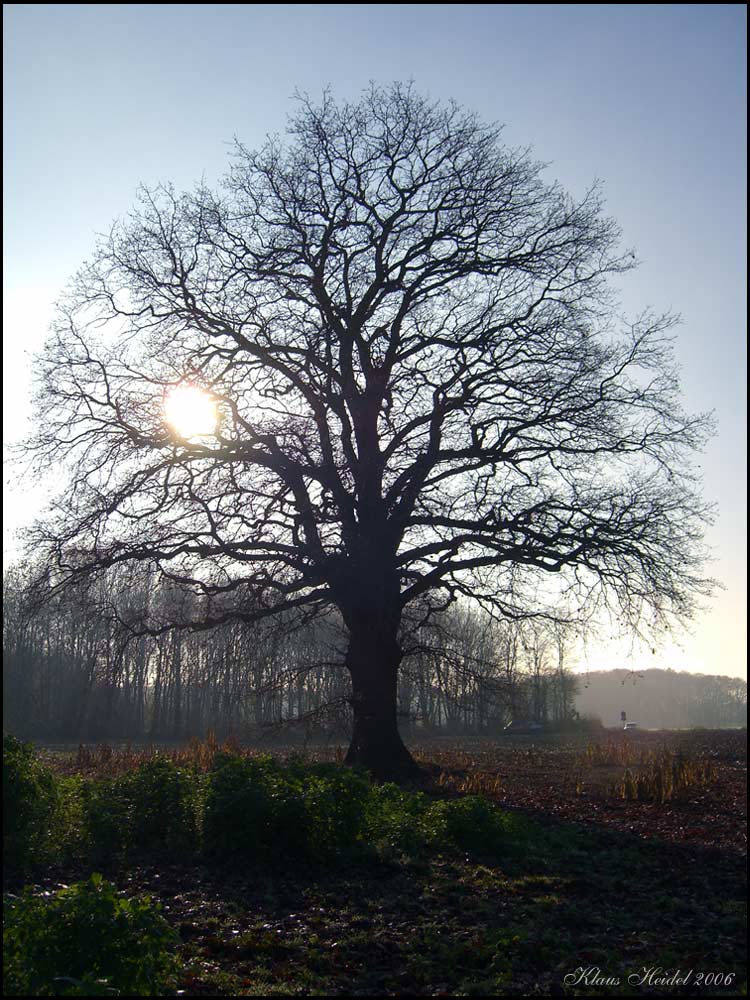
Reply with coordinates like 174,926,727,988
576,668,746,730
3,562,578,743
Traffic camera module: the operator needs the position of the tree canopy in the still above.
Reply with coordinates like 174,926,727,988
24,83,713,775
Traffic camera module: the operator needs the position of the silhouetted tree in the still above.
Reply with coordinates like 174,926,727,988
24,84,713,776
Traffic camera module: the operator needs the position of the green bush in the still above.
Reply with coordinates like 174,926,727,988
3,874,179,996
259,760,310,857
429,795,525,856
301,764,371,858
204,754,373,861
364,782,432,858
3,735,58,871
54,776,87,865
8,742,529,869
363,786,529,861
128,758,197,857
203,753,282,859
81,758,198,864
81,779,131,866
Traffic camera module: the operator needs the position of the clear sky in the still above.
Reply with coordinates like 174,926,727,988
3,4,747,679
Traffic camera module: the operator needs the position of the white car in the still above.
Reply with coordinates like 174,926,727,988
623,722,639,730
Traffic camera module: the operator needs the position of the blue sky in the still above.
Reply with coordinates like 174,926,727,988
3,4,747,677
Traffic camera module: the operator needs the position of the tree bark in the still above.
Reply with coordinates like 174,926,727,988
343,612,420,780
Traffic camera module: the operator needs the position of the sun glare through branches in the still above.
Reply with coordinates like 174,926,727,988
164,384,217,440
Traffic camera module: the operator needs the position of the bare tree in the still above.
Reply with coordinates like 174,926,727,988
24,83,713,776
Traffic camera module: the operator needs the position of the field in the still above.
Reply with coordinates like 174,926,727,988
413,729,747,854
6,729,747,996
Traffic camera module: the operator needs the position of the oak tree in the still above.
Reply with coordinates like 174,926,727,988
26,84,712,777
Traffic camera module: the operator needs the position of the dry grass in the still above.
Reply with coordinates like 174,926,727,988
38,728,746,852
48,730,727,806
607,750,717,804
434,768,505,797
48,732,347,779
404,730,745,853
570,738,718,803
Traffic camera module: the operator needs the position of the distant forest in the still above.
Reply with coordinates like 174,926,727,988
3,564,745,742
3,562,574,743
575,668,746,731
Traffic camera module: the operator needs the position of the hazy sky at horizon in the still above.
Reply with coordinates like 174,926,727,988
3,5,747,678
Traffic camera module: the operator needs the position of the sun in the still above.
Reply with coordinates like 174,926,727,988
164,384,217,439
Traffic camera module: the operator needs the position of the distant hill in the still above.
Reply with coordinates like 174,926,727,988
574,668,747,730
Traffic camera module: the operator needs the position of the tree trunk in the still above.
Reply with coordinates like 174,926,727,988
343,615,420,781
